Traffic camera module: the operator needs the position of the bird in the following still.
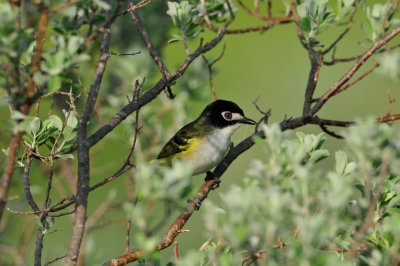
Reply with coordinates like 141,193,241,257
157,99,256,181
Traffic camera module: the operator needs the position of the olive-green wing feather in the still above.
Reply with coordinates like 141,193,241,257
157,120,201,160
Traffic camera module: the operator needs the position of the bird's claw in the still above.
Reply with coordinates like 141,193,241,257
205,171,221,190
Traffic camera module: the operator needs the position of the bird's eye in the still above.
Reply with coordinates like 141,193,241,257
222,111,233,120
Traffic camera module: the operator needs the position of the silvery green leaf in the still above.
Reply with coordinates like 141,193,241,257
55,153,74,160
335,150,347,174
67,36,84,54
10,111,26,121
310,149,329,163
377,52,400,83
66,114,78,128
344,162,357,175
30,117,41,135
48,115,63,131
48,75,61,92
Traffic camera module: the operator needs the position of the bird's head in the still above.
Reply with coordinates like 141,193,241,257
199,99,256,129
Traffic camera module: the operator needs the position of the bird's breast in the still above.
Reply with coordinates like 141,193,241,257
175,127,236,175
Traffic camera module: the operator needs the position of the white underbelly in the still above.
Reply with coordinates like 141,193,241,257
176,131,232,175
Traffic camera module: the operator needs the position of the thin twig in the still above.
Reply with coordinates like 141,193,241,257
127,0,169,78
319,125,344,139
173,242,179,261
202,40,227,99
386,91,396,116
125,217,132,254
78,1,124,52
312,26,400,114
199,237,212,251
277,236,286,257
44,255,66,266
382,0,391,40
335,61,380,94
293,225,300,239
48,210,75,218
323,0,359,54
110,51,141,56
321,247,370,253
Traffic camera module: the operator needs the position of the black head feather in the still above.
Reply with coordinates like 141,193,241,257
198,100,253,128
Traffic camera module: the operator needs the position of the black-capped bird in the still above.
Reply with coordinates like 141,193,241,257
157,100,256,181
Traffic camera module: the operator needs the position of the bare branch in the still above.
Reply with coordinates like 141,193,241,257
323,0,359,54
202,40,227,100
64,1,113,264
44,255,66,266
312,26,400,114
86,28,228,149
321,247,370,253
0,132,23,222
127,0,170,78
335,61,380,95
125,217,132,253
78,1,124,52
303,52,323,116
23,155,40,212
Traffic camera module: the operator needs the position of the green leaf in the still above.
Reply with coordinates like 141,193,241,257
62,126,76,142
44,217,54,230
67,36,84,54
344,162,357,175
10,111,26,121
301,17,311,32
48,115,63,131
22,134,33,145
335,150,347,174
355,184,365,197
310,149,329,163
55,153,74,160
48,75,61,92
66,115,78,128
33,72,48,86
30,117,41,135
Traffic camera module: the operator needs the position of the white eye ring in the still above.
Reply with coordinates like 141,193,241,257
222,111,233,121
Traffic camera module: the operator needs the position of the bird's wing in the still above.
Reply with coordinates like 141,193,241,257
157,121,200,160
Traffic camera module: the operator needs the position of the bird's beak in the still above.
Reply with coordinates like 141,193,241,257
240,117,257,125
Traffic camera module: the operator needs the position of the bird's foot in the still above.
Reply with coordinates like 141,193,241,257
205,171,221,190
188,197,201,210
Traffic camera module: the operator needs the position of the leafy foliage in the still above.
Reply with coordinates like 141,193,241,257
167,0,236,43
1,0,400,265
34,36,90,92
362,3,400,42
167,1,202,43
172,122,400,265
123,161,195,253
21,113,77,159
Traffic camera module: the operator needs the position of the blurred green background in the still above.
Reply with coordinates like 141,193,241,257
1,0,399,265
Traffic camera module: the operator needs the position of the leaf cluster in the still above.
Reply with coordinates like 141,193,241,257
166,0,235,43
297,0,355,47
21,113,77,159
